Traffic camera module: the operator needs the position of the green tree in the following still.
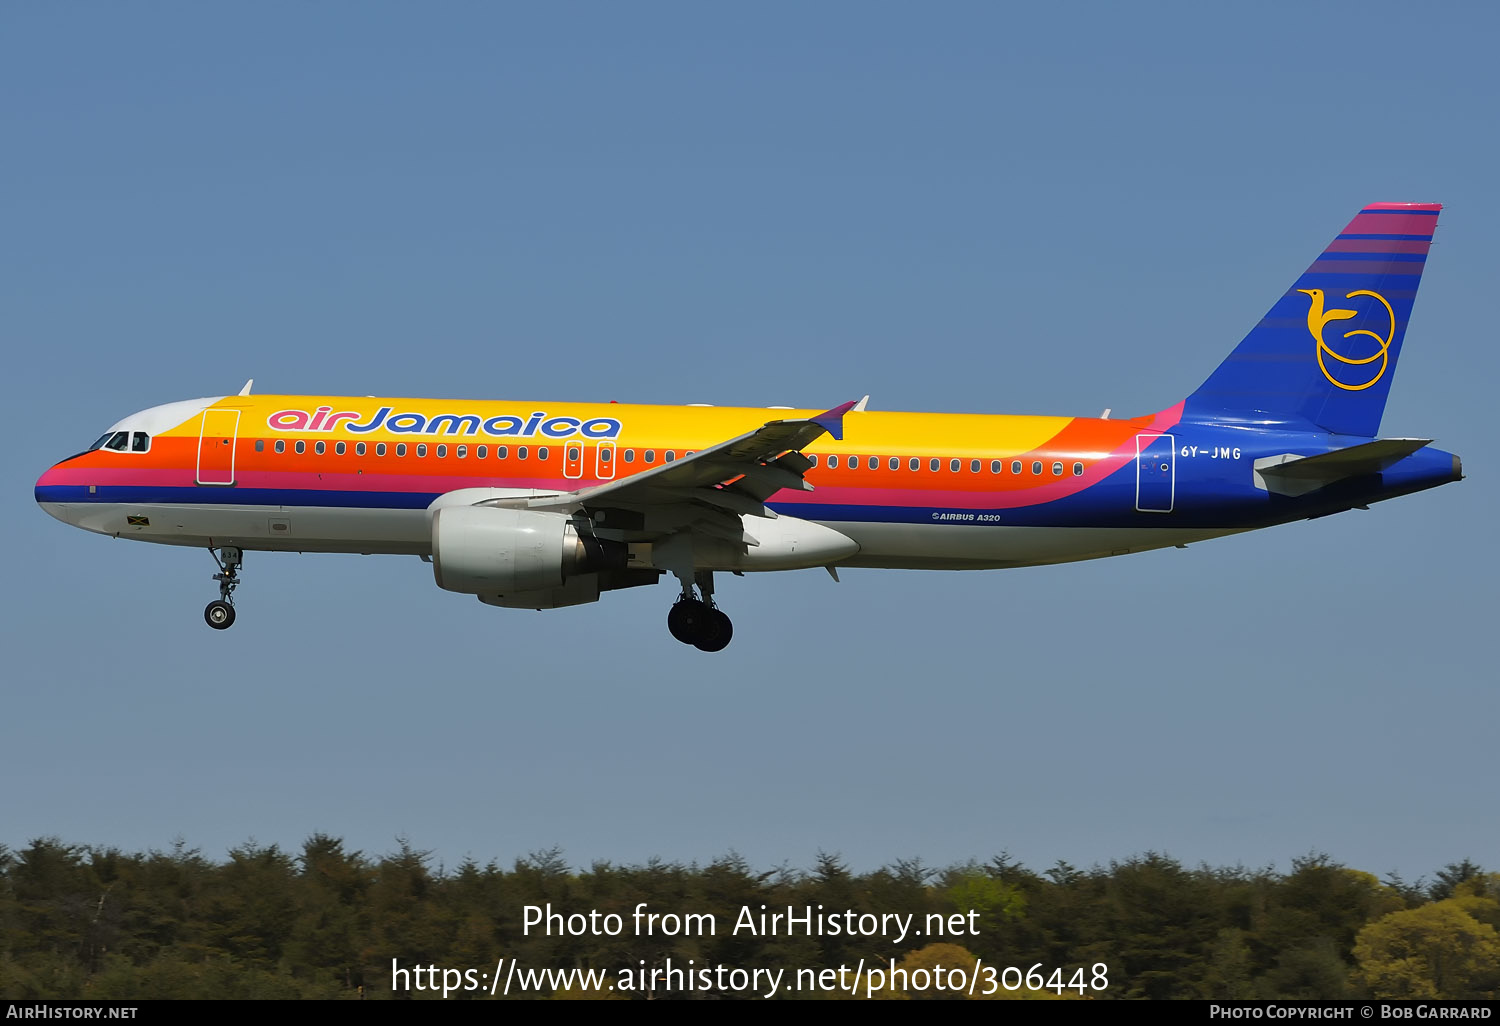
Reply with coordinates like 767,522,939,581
1429,861,1484,902
1354,900,1500,999
287,834,369,994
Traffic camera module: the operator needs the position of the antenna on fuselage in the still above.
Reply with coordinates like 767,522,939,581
238,379,254,396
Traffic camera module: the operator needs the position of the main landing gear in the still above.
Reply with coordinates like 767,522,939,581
204,546,242,630
667,570,733,652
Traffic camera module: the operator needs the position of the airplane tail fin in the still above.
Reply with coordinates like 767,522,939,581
1182,202,1441,437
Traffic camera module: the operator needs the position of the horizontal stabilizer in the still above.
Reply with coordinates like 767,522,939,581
1253,438,1431,496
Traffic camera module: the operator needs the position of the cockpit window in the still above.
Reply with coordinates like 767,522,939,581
88,430,150,453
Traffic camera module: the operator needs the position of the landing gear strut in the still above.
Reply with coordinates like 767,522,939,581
204,546,242,630
666,570,732,652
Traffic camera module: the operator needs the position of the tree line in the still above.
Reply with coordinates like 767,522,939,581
0,836,1495,1000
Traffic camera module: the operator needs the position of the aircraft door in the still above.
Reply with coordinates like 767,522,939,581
564,441,584,479
595,441,616,479
196,409,240,486
1135,433,1174,513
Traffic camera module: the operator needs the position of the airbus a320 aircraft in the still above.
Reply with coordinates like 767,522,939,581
36,203,1461,651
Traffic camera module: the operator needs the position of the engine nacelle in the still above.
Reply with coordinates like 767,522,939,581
431,505,621,595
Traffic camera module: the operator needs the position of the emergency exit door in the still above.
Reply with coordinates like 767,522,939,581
196,409,240,486
1135,433,1175,513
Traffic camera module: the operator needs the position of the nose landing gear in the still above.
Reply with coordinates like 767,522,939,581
666,570,733,652
204,546,242,630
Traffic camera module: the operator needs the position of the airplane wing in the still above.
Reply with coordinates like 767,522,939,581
525,401,858,537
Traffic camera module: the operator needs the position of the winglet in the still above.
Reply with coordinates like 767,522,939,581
810,400,859,441
238,379,254,396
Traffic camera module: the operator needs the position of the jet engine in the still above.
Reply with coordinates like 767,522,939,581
431,505,624,595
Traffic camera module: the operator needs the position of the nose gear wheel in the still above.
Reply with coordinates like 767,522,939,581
204,546,243,631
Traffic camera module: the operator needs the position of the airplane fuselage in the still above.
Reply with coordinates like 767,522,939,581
35,393,1459,571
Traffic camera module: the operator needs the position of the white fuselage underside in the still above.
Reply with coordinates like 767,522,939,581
39,501,1244,570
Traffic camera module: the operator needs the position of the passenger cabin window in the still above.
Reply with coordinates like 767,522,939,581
868,456,879,470
929,458,939,472
827,455,837,468
539,446,550,461
315,441,325,455
376,443,386,456
336,441,346,455
847,456,857,469
644,450,655,464
970,459,980,473
1031,461,1042,475
909,457,919,471
518,446,528,460
457,445,467,458
991,460,1001,473
623,449,634,463
1073,462,1084,476
396,443,407,457
498,446,508,459
889,457,899,470
950,459,960,472
1052,461,1064,476
1012,460,1022,474
275,440,285,454
255,440,264,453
476,445,485,458
295,440,305,454
356,442,366,456
416,444,427,457
436,444,447,458
600,448,611,464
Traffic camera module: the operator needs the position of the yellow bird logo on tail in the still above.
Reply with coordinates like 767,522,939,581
1298,288,1395,391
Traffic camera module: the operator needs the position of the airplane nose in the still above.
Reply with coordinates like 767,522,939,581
35,464,78,526
35,463,62,497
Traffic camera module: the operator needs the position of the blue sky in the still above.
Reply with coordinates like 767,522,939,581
4,2,1495,882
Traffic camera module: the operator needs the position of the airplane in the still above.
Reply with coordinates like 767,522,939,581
34,202,1461,651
